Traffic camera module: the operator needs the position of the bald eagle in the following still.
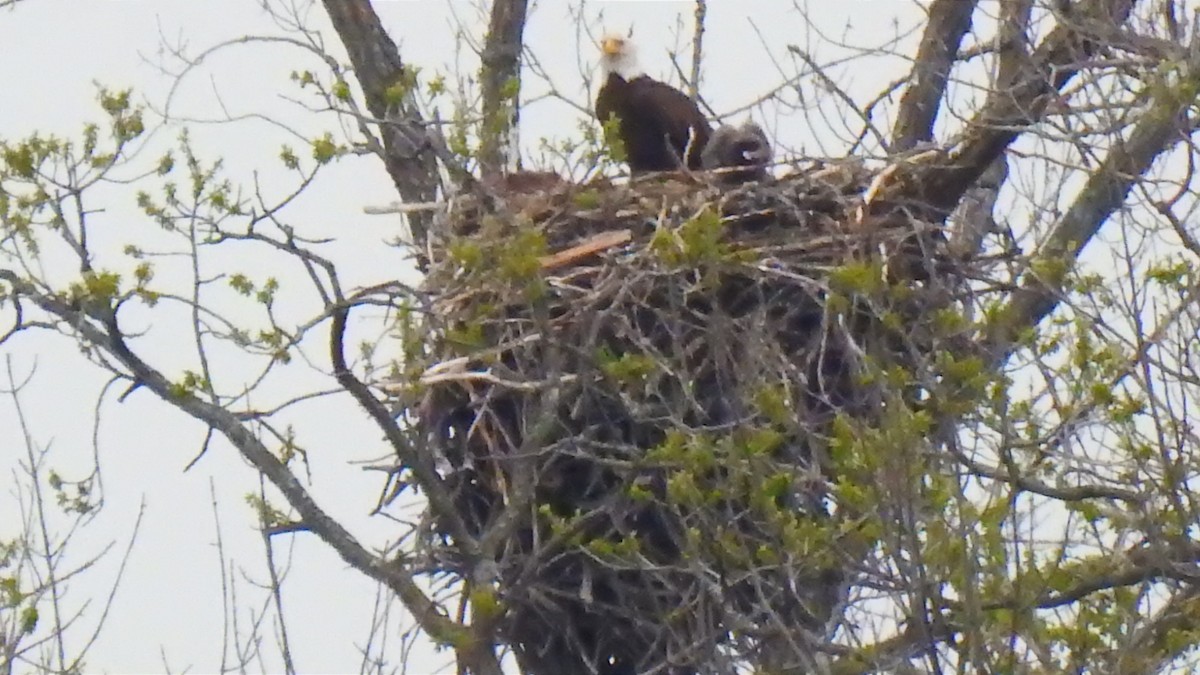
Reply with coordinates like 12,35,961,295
701,121,773,184
595,34,712,173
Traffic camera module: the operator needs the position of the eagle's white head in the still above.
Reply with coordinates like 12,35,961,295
598,32,644,80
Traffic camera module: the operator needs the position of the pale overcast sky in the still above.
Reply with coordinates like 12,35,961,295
0,1,936,673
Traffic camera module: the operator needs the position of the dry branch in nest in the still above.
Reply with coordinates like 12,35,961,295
387,160,990,674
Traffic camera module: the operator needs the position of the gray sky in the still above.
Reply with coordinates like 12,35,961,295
0,1,932,672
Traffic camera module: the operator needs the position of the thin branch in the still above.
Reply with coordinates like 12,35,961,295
0,269,473,662
689,0,706,101
257,478,297,675
921,0,1140,213
787,45,891,152
985,69,1194,365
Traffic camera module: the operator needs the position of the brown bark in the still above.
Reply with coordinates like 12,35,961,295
984,82,1192,365
890,0,979,153
995,0,1034,88
948,154,1007,260
478,0,530,182
918,0,1139,214
321,0,441,244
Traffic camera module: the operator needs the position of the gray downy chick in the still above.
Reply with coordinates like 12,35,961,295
701,121,773,183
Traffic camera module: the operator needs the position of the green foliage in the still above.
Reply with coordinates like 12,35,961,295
497,227,546,283
47,470,95,515
650,207,731,267
596,347,656,386
445,225,548,304
258,327,292,364
332,79,351,102
279,144,300,170
167,370,210,400
229,273,255,296
155,151,174,175
447,239,485,271
67,269,122,310
310,132,341,165
585,534,641,562
384,64,422,106
290,69,316,88
571,189,602,209
752,383,793,427
828,260,886,296
244,494,290,529
20,604,38,634
599,114,627,164
274,424,305,464
498,75,520,101
427,73,447,96
256,277,280,307
444,322,486,352
97,87,143,141
447,112,471,159
3,141,40,178
0,574,27,606
1029,255,1068,287
1146,257,1192,287
468,587,504,622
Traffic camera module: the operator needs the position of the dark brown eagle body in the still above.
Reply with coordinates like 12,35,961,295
596,73,712,172
595,34,712,174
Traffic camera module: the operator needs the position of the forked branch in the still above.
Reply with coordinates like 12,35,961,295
922,0,1139,212
985,67,1195,364
0,270,489,669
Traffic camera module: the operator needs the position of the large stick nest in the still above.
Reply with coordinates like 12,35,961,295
395,161,982,674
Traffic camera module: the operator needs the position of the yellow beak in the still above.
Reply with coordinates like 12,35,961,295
601,38,621,56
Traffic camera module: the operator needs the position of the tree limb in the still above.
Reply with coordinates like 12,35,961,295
889,0,979,153
1117,588,1200,674
690,0,707,101
328,299,480,558
985,76,1194,365
986,541,1200,612
0,270,487,666
919,0,1139,214
321,0,441,244
478,0,530,182
994,0,1034,89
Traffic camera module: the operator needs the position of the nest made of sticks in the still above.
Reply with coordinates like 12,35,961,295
394,161,982,675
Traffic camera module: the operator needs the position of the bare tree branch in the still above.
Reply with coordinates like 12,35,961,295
478,0,530,182
689,0,707,101
994,0,1034,89
0,270,487,668
1118,588,1200,674
320,0,442,245
921,0,1139,213
985,74,1194,365
890,0,979,153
